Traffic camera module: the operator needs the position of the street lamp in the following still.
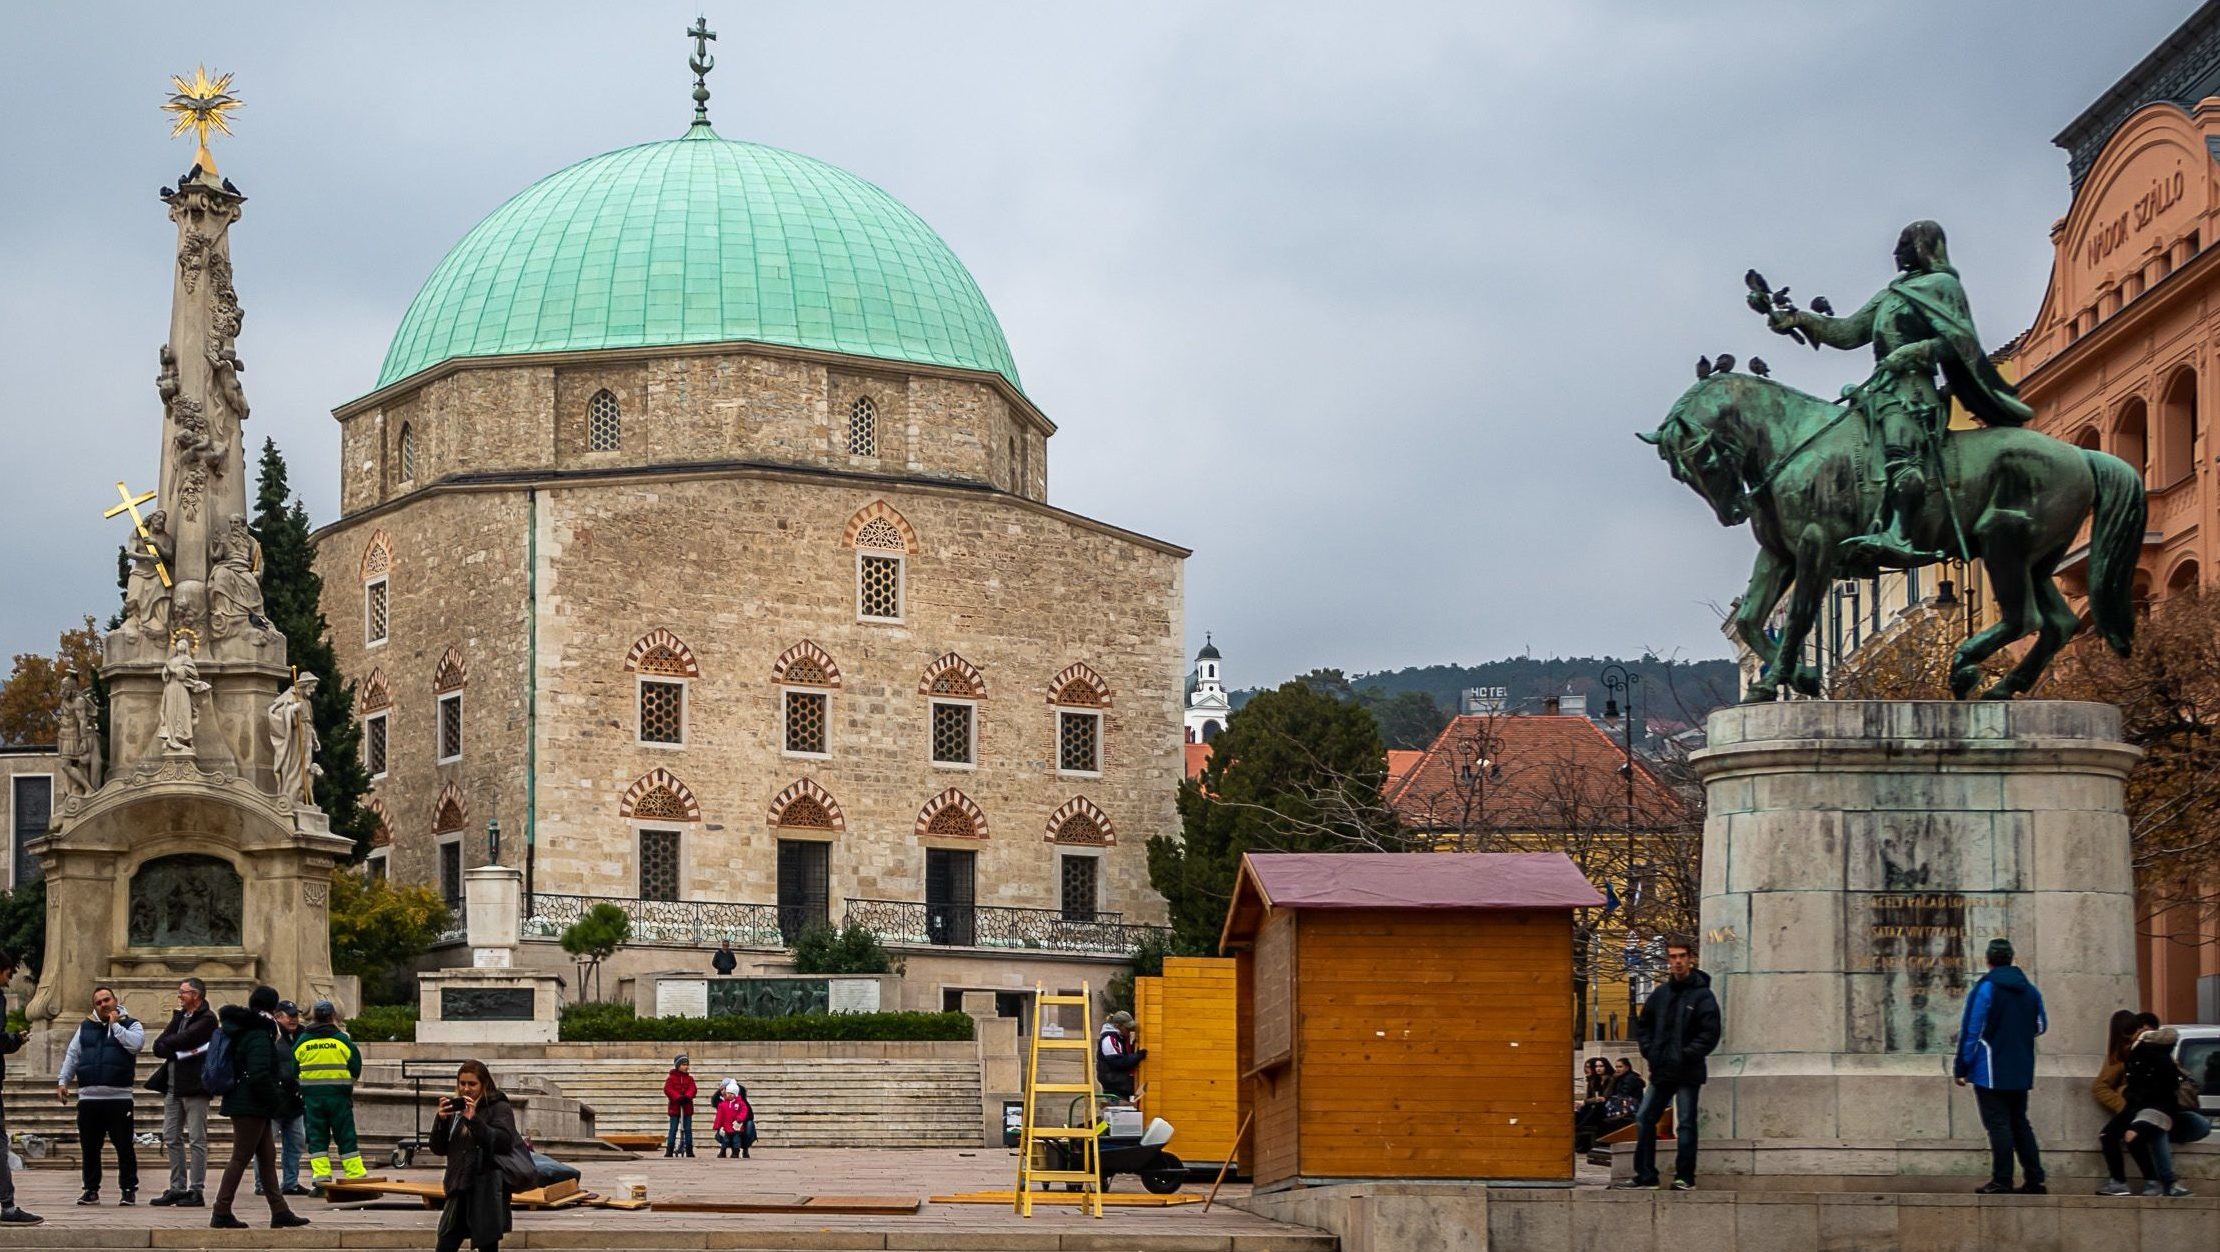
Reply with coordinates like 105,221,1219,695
1599,663,1642,1026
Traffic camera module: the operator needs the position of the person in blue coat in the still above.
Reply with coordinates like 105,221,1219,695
1954,938,2048,1194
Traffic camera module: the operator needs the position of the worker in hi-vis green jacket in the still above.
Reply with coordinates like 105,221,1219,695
290,1001,366,1185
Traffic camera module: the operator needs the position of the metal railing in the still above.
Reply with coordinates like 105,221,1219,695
514,892,1170,956
434,900,468,947
523,893,795,948
843,898,1168,955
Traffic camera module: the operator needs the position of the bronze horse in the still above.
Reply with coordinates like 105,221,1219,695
1643,371,2143,701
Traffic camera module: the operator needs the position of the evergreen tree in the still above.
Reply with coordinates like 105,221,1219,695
253,438,377,859
1146,681,1406,952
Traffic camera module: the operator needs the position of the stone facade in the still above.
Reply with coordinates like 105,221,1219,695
0,747,57,892
316,344,1184,1003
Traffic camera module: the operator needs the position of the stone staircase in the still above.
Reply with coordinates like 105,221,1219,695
514,1055,984,1148
5,1052,983,1154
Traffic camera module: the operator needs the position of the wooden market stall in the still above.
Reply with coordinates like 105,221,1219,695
1221,851,1603,1190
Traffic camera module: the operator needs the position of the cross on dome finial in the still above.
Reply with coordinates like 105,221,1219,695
687,15,717,128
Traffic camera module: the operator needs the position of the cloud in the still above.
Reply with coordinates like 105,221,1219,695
0,0,2191,689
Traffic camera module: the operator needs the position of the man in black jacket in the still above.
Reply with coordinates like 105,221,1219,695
1617,937,1721,1191
1095,1011,1146,1101
0,951,42,1225
150,978,218,1207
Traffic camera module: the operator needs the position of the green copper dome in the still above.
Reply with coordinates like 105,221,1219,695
375,127,1020,391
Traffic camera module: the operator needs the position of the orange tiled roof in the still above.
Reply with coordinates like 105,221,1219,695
1184,742,1213,781
1385,750,1422,786
1387,715,1689,834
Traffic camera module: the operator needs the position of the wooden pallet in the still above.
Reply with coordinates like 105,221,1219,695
935,1191,1201,1207
654,1195,920,1215
319,1177,593,1210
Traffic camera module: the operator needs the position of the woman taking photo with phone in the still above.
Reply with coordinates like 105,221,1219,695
429,1060,520,1252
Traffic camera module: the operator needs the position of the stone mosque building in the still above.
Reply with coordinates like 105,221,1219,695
314,65,1186,1007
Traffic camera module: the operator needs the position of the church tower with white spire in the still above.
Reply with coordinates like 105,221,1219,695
1185,634,1230,744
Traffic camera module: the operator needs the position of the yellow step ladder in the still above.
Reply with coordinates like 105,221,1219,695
1014,982,1103,1218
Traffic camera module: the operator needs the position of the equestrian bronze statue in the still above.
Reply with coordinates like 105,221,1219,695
1642,221,2144,702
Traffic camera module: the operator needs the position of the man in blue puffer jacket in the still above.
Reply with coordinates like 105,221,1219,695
1954,938,2047,1195
56,985,146,1206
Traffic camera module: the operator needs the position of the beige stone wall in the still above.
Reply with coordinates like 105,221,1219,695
334,345,1050,518
514,472,1180,922
320,489,532,886
318,353,1180,938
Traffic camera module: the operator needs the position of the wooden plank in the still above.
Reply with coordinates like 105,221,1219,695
1288,909,1577,1183
1253,913,1295,1069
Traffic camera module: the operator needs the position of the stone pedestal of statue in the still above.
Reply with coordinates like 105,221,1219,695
417,864,562,1044
1634,700,2160,1187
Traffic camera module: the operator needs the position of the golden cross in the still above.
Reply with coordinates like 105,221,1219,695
104,481,173,588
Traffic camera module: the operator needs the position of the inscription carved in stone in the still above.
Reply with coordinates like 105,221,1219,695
441,987,535,1022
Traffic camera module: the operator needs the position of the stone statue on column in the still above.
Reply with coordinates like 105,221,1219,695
269,673,322,806
121,511,176,640
207,513,269,641
157,637,209,753
55,673,104,799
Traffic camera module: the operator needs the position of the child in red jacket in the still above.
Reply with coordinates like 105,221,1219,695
713,1081,755,1159
663,1054,697,1157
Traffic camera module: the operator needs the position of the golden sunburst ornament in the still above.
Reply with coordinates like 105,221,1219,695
163,65,241,174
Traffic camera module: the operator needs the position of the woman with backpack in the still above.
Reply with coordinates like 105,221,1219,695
430,1060,523,1252
207,986,310,1230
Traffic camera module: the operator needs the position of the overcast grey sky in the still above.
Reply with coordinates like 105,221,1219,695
0,2,2194,685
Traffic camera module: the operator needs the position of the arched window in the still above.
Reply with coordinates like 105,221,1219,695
847,396,877,457
768,778,845,832
360,532,393,648
433,646,466,764
432,782,467,908
2072,424,2102,451
587,389,622,452
915,788,987,840
621,767,702,822
921,653,985,769
774,641,840,758
360,668,391,778
626,629,699,747
398,423,416,483
1045,796,1116,846
845,501,916,623
2157,367,2197,487
1049,663,1111,776
2115,396,2149,484
2167,559,2202,597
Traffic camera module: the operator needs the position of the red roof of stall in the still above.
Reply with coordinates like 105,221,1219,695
1221,851,1604,950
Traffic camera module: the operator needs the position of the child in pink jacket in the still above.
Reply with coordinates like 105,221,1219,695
713,1082,755,1159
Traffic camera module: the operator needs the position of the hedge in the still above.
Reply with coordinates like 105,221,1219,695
559,1001,973,1043
347,1004,420,1043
